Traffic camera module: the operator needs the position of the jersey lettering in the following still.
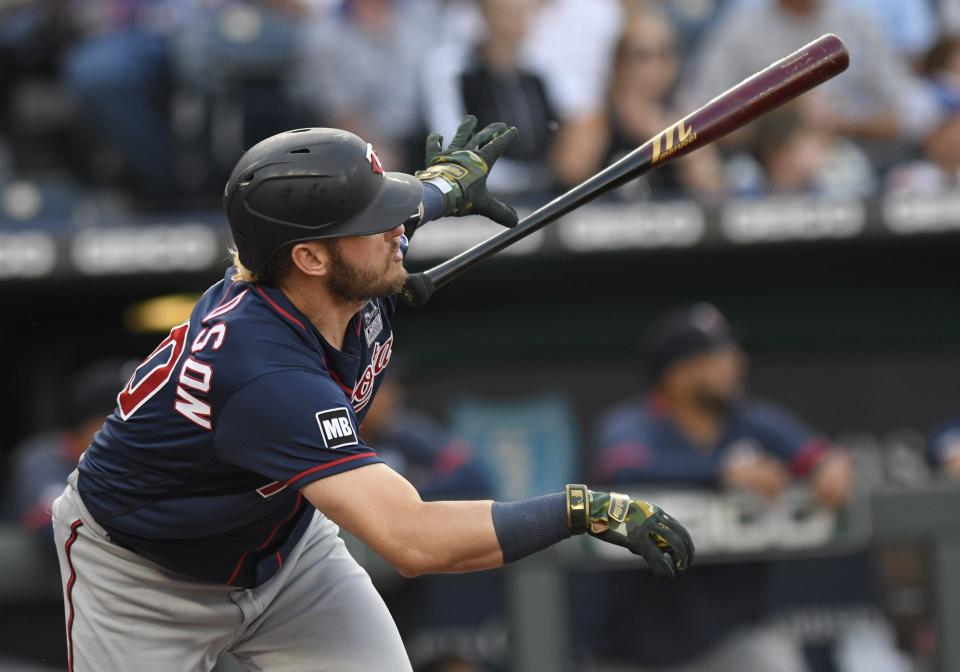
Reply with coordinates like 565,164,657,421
192,323,227,352
117,322,190,420
175,386,212,431
351,334,393,412
315,407,358,448
179,357,213,392
175,331,222,430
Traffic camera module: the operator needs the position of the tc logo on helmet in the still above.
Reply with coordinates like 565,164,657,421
365,143,384,176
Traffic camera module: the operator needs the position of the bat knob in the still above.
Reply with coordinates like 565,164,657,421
400,272,435,308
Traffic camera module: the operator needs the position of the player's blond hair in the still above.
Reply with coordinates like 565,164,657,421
229,242,299,286
229,248,260,283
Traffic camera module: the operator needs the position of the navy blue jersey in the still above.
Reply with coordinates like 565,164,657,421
595,396,829,484
584,396,831,665
78,267,401,588
374,411,493,501
5,432,78,541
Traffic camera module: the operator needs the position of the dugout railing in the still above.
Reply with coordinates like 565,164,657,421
3,484,960,671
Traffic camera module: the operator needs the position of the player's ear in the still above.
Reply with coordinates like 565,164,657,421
289,241,329,278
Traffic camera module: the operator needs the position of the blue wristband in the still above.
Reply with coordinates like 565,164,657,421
421,182,445,224
491,492,571,563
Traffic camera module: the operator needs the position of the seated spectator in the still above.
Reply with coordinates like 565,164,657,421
733,0,937,63
4,360,129,545
295,0,441,172
65,0,309,205
678,0,940,150
425,0,623,192
582,1,727,201
585,303,852,672
62,0,178,200
888,36,960,193
729,102,875,197
841,0,936,64
424,0,559,195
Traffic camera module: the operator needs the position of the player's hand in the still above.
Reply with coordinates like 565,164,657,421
565,484,694,579
811,450,853,510
415,115,519,227
722,454,791,501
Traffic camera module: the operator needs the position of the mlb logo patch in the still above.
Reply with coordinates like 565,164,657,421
315,407,359,449
362,300,383,346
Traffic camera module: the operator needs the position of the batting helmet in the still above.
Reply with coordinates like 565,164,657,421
224,128,423,274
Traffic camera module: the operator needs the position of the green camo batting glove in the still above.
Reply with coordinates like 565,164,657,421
565,484,695,579
415,114,519,227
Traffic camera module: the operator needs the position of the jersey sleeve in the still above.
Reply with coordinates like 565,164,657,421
743,401,830,476
214,370,382,489
593,404,657,483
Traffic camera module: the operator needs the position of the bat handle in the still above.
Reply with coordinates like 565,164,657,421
400,271,435,307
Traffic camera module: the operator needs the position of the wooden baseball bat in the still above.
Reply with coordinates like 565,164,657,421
401,33,849,307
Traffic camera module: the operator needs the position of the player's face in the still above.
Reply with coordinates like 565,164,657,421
324,224,408,302
687,346,746,412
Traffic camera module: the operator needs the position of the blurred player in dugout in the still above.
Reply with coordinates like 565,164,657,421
585,303,853,672
4,361,128,544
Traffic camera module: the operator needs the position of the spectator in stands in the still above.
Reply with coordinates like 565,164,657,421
839,0,936,64
733,0,937,62
678,0,940,152
424,0,622,192
360,369,493,501
295,0,441,172
65,0,310,205
888,36,960,193
62,0,179,199
729,102,875,197
575,1,727,201
585,303,852,672
4,360,128,544
421,0,559,195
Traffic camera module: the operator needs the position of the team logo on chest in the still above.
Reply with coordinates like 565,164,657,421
350,334,393,413
315,407,359,449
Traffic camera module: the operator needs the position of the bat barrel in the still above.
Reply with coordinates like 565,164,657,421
679,33,849,155
403,33,849,306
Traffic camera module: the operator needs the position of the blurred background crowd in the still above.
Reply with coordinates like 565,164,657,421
4,0,960,671
6,0,960,219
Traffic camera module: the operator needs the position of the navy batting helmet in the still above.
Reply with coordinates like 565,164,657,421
224,128,423,274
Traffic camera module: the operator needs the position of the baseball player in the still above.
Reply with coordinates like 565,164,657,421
588,303,852,671
51,116,694,671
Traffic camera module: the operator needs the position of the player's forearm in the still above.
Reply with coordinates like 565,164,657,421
397,493,575,576
394,500,502,576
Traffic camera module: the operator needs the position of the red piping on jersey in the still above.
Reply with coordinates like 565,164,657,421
275,552,283,572
597,441,651,481
328,370,354,396
287,451,377,486
791,437,830,476
321,357,356,396
64,519,83,672
254,284,306,332
226,494,303,586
